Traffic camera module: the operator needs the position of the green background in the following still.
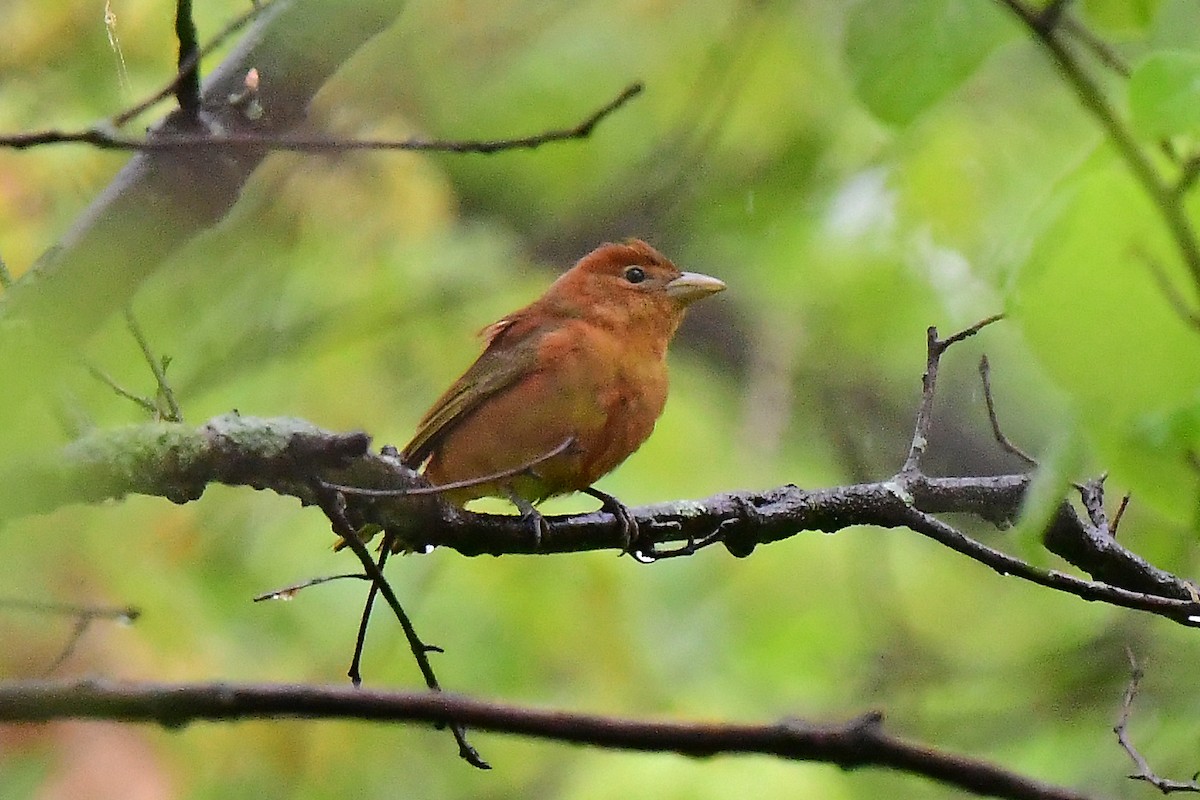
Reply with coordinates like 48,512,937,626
2,0,1199,797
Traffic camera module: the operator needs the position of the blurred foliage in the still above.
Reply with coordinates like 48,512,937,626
2,0,1200,798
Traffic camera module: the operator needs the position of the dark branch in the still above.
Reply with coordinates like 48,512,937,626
0,679,1097,800
173,0,202,118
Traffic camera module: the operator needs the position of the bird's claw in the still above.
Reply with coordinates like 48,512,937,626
522,507,551,550
582,486,648,556
508,490,549,551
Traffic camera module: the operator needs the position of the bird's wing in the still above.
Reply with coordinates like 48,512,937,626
401,315,541,467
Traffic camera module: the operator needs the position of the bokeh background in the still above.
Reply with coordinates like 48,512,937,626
3,0,1200,797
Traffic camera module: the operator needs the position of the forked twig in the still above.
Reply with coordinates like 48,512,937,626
312,484,489,769
1115,648,1200,793
900,314,1004,476
349,534,396,687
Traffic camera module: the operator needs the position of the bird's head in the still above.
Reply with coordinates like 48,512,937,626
544,240,725,337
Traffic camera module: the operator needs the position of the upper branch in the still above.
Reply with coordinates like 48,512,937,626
0,83,643,154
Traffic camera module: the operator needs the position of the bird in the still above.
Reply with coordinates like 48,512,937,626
400,239,725,552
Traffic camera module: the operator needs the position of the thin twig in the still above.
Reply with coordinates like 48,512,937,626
84,362,159,415
1058,13,1129,78
323,436,575,498
1178,155,1200,197
2,83,644,154
893,502,1200,625
124,307,182,422
312,484,489,769
0,598,139,620
252,573,369,602
349,537,391,687
1114,648,1200,793
1110,493,1131,538
978,354,1038,467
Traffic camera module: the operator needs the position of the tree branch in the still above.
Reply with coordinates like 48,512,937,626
0,679,1098,800
4,412,1199,626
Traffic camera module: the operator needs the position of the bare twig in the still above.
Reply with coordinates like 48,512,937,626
312,485,489,769
1137,248,1200,331
1058,13,1129,78
978,355,1038,467
1114,648,1200,793
900,314,1004,476
0,678,1099,800
252,573,369,602
1178,156,1200,197
349,536,392,686
1,83,645,155
1110,493,1131,538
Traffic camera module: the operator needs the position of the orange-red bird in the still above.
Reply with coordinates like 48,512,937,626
402,239,725,547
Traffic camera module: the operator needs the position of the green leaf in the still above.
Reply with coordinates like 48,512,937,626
1129,51,1200,138
845,0,1015,127
1011,163,1200,523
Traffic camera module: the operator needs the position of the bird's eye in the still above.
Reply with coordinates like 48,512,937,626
624,266,647,284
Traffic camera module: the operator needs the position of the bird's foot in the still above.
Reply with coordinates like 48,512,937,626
508,491,550,551
582,486,644,556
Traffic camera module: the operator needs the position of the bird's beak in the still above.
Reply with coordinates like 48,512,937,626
666,272,726,304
